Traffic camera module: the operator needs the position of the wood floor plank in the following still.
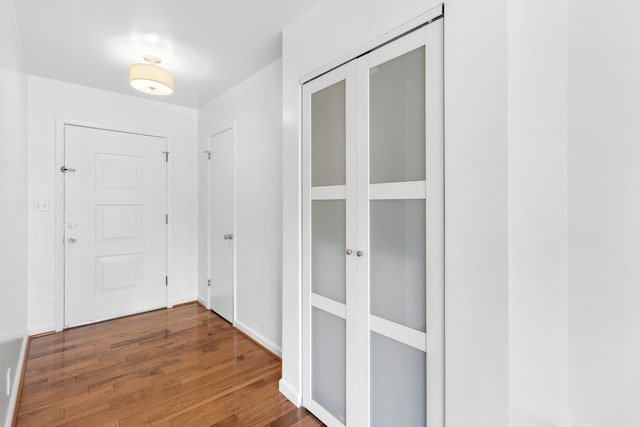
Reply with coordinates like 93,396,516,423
143,364,281,424
159,370,283,426
16,303,323,426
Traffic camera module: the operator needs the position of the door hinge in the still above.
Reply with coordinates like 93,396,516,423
204,150,211,160
165,214,168,224
207,279,211,287
60,166,76,173
165,276,168,287
162,151,169,162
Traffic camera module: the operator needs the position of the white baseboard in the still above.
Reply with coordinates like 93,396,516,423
279,378,302,407
171,296,198,306
234,319,282,358
197,296,208,307
5,336,28,427
28,323,56,336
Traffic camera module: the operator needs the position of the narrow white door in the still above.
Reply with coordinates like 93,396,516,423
357,22,444,427
302,61,358,427
209,128,235,323
64,125,167,327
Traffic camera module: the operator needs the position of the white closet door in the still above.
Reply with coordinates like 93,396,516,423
302,61,358,427
302,17,443,427
357,21,444,426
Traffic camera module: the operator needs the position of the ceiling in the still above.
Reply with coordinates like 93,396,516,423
14,0,320,108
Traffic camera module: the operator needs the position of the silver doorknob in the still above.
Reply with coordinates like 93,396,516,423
68,237,77,244
356,250,364,257
223,234,233,240
345,249,353,255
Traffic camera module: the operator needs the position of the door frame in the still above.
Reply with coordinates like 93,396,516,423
54,118,173,331
206,126,237,325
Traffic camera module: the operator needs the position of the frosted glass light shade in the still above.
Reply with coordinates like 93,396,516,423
129,63,174,95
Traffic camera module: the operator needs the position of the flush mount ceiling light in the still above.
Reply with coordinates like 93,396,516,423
129,55,174,95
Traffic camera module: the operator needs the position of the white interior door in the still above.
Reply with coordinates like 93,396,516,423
358,22,444,427
209,128,235,323
303,60,358,427
64,125,167,327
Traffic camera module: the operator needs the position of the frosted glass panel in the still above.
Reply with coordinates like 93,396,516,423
312,308,346,424
370,47,425,184
312,201,346,303
312,80,346,186
370,200,425,331
371,332,425,427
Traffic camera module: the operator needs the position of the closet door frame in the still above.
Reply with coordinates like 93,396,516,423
302,61,358,427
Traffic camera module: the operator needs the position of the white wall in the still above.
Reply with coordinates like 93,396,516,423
281,1,510,425
508,0,569,426
443,1,509,424
568,1,640,426
198,60,283,355
0,0,28,423
27,76,199,333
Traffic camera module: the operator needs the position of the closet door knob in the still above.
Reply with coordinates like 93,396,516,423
345,249,353,255
356,250,364,257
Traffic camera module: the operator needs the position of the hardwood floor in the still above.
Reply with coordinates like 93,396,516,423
15,303,323,427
